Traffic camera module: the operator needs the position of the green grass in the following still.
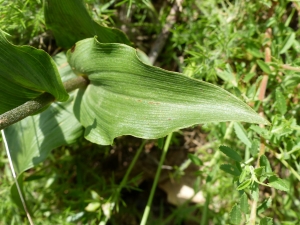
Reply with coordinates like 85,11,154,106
1,0,300,224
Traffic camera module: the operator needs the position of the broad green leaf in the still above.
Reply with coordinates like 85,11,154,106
239,193,249,214
268,176,289,192
220,164,241,176
4,95,83,174
0,30,68,114
67,37,268,145
233,122,252,148
257,60,272,74
280,32,295,54
229,204,242,225
3,53,83,174
219,146,243,162
275,89,287,115
44,0,130,49
260,217,273,225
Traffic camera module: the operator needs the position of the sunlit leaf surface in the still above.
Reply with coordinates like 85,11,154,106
68,37,268,145
44,0,131,49
0,30,68,114
3,53,83,174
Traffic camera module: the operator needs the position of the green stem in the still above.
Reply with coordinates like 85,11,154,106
275,153,300,182
0,76,89,130
101,140,147,224
115,140,147,204
140,133,172,225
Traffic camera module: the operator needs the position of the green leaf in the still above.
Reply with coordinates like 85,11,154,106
233,122,252,147
268,176,289,192
4,94,83,174
85,202,101,212
257,198,272,214
259,155,272,173
275,89,287,115
250,182,259,201
67,38,267,145
219,146,243,162
3,53,83,174
283,74,300,88
188,154,203,166
239,193,249,214
250,125,271,139
257,60,272,74
280,32,295,54
237,179,252,190
0,30,68,114
229,204,242,225
254,167,265,177
44,0,130,49
220,164,241,176
260,217,273,225
249,139,260,157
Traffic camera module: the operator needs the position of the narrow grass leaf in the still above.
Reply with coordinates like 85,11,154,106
229,204,242,225
280,32,295,54
237,179,252,190
257,60,272,74
219,146,243,162
260,217,273,225
257,198,272,214
188,154,203,166
233,122,252,147
67,37,268,145
268,176,289,192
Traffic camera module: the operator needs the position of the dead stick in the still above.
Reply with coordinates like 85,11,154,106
148,1,182,64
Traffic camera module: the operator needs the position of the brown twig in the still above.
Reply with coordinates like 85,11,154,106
0,76,89,130
148,0,182,65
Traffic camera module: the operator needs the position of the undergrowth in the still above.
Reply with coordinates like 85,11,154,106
0,0,300,224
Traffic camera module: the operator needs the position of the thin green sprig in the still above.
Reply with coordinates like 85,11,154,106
140,133,173,225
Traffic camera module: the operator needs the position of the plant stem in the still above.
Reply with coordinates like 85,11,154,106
1,130,34,225
140,133,172,225
0,76,89,130
275,153,300,182
100,140,147,224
